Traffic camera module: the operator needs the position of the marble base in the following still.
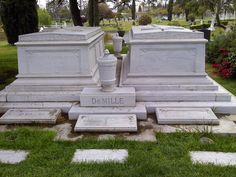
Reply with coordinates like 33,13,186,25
0,109,61,124
69,102,147,120
80,87,135,107
156,108,219,125
74,114,137,132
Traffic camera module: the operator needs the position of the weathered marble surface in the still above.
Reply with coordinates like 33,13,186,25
0,150,29,164
156,108,219,125
190,151,236,166
69,102,147,120
0,109,61,124
74,114,137,132
80,87,135,107
72,149,128,163
4,27,104,102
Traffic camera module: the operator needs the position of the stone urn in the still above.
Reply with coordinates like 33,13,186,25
112,34,123,58
97,50,117,92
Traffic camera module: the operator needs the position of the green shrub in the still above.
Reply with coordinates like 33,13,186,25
138,14,152,25
168,21,181,26
190,24,210,30
0,0,38,45
188,14,195,22
207,28,236,63
38,8,52,26
221,20,229,26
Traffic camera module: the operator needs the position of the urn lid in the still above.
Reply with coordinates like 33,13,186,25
131,25,204,40
18,27,103,42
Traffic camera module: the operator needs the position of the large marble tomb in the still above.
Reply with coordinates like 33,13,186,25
4,27,104,102
120,25,232,103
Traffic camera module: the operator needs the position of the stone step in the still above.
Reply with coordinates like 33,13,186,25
134,85,218,91
6,91,81,102
121,76,214,86
136,91,231,102
156,108,219,125
74,114,137,132
0,102,74,113
0,91,6,102
69,103,147,120
145,100,236,114
0,109,61,124
5,85,86,92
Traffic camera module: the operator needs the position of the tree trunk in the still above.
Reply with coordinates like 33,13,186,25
131,0,136,20
69,0,83,26
185,10,190,21
94,0,99,26
168,0,173,21
88,0,99,26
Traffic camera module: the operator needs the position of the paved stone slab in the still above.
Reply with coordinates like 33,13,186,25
74,114,137,132
69,102,147,120
0,150,29,164
190,151,236,166
80,87,135,107
156,108,219,125
72,149,128,163
125,129,157,142
0,109,61,124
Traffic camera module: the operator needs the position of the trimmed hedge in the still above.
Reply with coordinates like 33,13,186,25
190,24,210,30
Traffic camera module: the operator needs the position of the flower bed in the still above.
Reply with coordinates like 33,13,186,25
212,48,236,78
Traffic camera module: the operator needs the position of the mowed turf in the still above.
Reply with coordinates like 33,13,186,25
206,63,236,96
0,41,17,90
0,128,236,177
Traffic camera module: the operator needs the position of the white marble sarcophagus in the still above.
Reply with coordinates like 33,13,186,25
4,27,104,102
120,25,232,102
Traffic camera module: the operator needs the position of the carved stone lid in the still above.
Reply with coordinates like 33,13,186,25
18,27,103,42
131,25,204,40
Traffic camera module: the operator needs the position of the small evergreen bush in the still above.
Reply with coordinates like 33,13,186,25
0,0,38,45
138,14,152,26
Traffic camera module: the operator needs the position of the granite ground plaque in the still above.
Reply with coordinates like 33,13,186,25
156,108,219,125
0,150,29,164
0,109,61,124
74,114,137,132
190,151,236,166
72,149,128,163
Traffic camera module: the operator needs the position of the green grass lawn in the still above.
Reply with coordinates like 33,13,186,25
0,41,17,90
0,128,235,177
206,63,236,95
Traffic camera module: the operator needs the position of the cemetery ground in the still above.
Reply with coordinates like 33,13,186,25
1,39,236,176
1,23,236,176
0,127,236,177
